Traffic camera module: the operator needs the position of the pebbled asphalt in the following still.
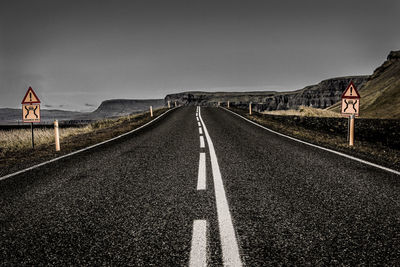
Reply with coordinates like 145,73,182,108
201,107,400,266
0,107,222,266
1,106,400,266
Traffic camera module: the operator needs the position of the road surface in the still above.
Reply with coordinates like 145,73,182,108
1,106,399,266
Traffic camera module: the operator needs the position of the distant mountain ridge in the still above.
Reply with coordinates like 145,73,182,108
90,99,165,118
165,76,368,110
0,99,165,124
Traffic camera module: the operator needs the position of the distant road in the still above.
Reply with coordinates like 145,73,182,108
1,107,399,265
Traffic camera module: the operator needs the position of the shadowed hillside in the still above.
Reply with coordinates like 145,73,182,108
328,50,400,119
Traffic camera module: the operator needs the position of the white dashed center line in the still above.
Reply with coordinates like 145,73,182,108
197,153,206,190
189,220,207,267
200,136,205,148
198,107,243,267
199,127,203,135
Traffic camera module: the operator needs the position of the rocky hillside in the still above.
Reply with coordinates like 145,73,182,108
328,50,400,119
165,76,368,111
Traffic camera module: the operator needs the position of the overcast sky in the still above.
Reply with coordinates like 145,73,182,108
1,0,399,111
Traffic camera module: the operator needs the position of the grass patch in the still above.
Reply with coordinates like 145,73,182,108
262,106,341,117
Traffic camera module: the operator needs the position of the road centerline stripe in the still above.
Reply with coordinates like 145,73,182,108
198,107,243,267
189,220,207,267
197,153,206,190
199,127,203,135
200,136,205,148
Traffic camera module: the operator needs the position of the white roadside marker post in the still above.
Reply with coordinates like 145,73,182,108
168,100,171,108
150,106,153,117
249,102,252,115
349,114,355,146
54,120,60,151
175,101,177,107
227,101,230,108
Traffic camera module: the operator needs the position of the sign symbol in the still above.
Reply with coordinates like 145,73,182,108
350,86,353,96
24,105,39,118
29,92,32,101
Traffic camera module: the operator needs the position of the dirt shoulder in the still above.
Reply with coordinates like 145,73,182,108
227,107,400,172
1,108,173,177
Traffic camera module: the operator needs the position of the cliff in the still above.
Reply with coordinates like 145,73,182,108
165,76,368,111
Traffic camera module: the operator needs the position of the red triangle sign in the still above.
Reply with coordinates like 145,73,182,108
21,87,41,104
341,81,361,99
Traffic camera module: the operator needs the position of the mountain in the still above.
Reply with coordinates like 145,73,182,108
328,50,400,119
0,99,165,125
89,99,165,118
165,76,368,110
0,108,87,125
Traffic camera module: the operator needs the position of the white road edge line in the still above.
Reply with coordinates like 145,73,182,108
198,107,243,266
190,219,207,267
200,136,205,148
199,127,203,135
197,153,206,190
0,107,178,181
222,107,400,176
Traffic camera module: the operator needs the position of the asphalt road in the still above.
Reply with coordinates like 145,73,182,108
1,106,400,266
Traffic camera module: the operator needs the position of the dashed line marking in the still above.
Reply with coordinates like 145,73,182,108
198,121,201,127
197,153,206,190
199,127,203,135
200,136,205,148
189,220,207,267
198,107,243,266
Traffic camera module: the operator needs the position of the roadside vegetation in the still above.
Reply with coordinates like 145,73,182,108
0,108,169,176
262,105,341,117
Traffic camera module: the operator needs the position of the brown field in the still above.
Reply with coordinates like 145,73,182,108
262,106,341,117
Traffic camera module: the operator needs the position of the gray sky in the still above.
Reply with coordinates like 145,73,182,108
1,0,399,111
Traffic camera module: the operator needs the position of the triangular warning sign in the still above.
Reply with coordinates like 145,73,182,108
341,82,361,99
21,87,41,104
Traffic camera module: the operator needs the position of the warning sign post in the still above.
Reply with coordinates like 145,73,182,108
341,82,360,117
21,87,41,148
341,82,361,146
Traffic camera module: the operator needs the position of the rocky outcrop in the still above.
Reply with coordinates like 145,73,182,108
165,76,368,111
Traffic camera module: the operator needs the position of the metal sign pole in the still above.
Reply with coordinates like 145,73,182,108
31,122,34,149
